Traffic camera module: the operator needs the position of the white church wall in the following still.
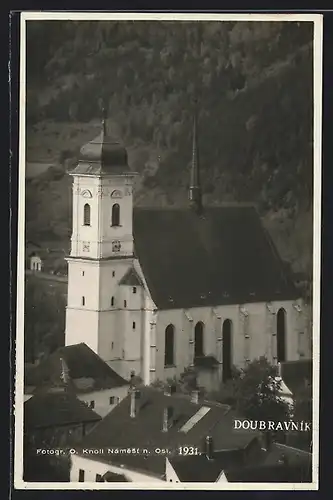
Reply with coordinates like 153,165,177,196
99,260,132,310
97,310,118,361
65,308,99,353
153,299,303,385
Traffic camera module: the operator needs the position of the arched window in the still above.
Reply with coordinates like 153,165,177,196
164,324,175,366
111,296,114,307
111,203,120,226
277,308,287,362
83,203,91,226
194,321,204,358
222,319,233,382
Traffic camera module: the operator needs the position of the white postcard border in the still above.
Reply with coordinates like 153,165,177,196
14,11,323,491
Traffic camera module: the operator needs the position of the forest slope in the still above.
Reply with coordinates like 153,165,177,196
25,20,314,281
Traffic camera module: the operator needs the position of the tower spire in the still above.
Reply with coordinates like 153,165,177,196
101,98,108,135
189,22,203,215
189,98,202,214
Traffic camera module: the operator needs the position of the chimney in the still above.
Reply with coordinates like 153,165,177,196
162,406,174,432
205,436,214,460
191,389,200,404
277,362,282,378
60,357,69,384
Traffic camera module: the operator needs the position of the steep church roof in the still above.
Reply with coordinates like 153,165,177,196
133,206,297,310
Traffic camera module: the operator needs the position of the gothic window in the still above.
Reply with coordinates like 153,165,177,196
111,296,115,307
82,296,85,306
222,319,233,382
111,203,120,226
164,324,175,366
277,308,287,362
83,203,91,226
194,321,204,358
133,321,136,330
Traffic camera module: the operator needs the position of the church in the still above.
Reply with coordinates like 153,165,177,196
64,106,309,390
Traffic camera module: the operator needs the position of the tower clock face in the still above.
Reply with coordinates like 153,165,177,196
112,240,121,252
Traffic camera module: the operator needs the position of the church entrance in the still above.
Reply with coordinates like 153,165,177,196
222,319,232,382
276,308,286,362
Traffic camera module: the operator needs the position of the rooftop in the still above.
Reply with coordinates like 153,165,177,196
24,343,128,395
280,359,312,398
132,206,298,310
71,129,131,176
75,387,260,477
24,389,101,429
119,266,144,287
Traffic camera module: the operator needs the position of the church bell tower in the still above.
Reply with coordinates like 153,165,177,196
65,105,138,361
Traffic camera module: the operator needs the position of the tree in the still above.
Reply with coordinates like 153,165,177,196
150,366,200,395
219,357,292,423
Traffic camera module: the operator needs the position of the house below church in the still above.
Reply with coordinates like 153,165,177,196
24,343,129,417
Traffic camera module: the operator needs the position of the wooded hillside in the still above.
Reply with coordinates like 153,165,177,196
25,20,314,280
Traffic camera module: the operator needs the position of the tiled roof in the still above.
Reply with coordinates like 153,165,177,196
24,343,128,394
194,356,219,369
133,206,297,310
170,450,245,482
224,442,312,482
75,387,260,477
119,267,143,286
24,389,101,429
224,462,312,483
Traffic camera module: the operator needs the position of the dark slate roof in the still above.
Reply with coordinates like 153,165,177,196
262,443,312,467
75,387,259,477
102,471,130,482
281,360,312,397
224,442,312,482
170,450,245,482
24,389,101,429
194,356,219,370
25,343,128,394
224,462,312,483
133,206,297,310
71,130,130,176
119,267,143,287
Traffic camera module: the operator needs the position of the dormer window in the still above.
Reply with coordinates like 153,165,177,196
111,203,120,226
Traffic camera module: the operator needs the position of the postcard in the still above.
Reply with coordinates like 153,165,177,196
13,11,322,490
